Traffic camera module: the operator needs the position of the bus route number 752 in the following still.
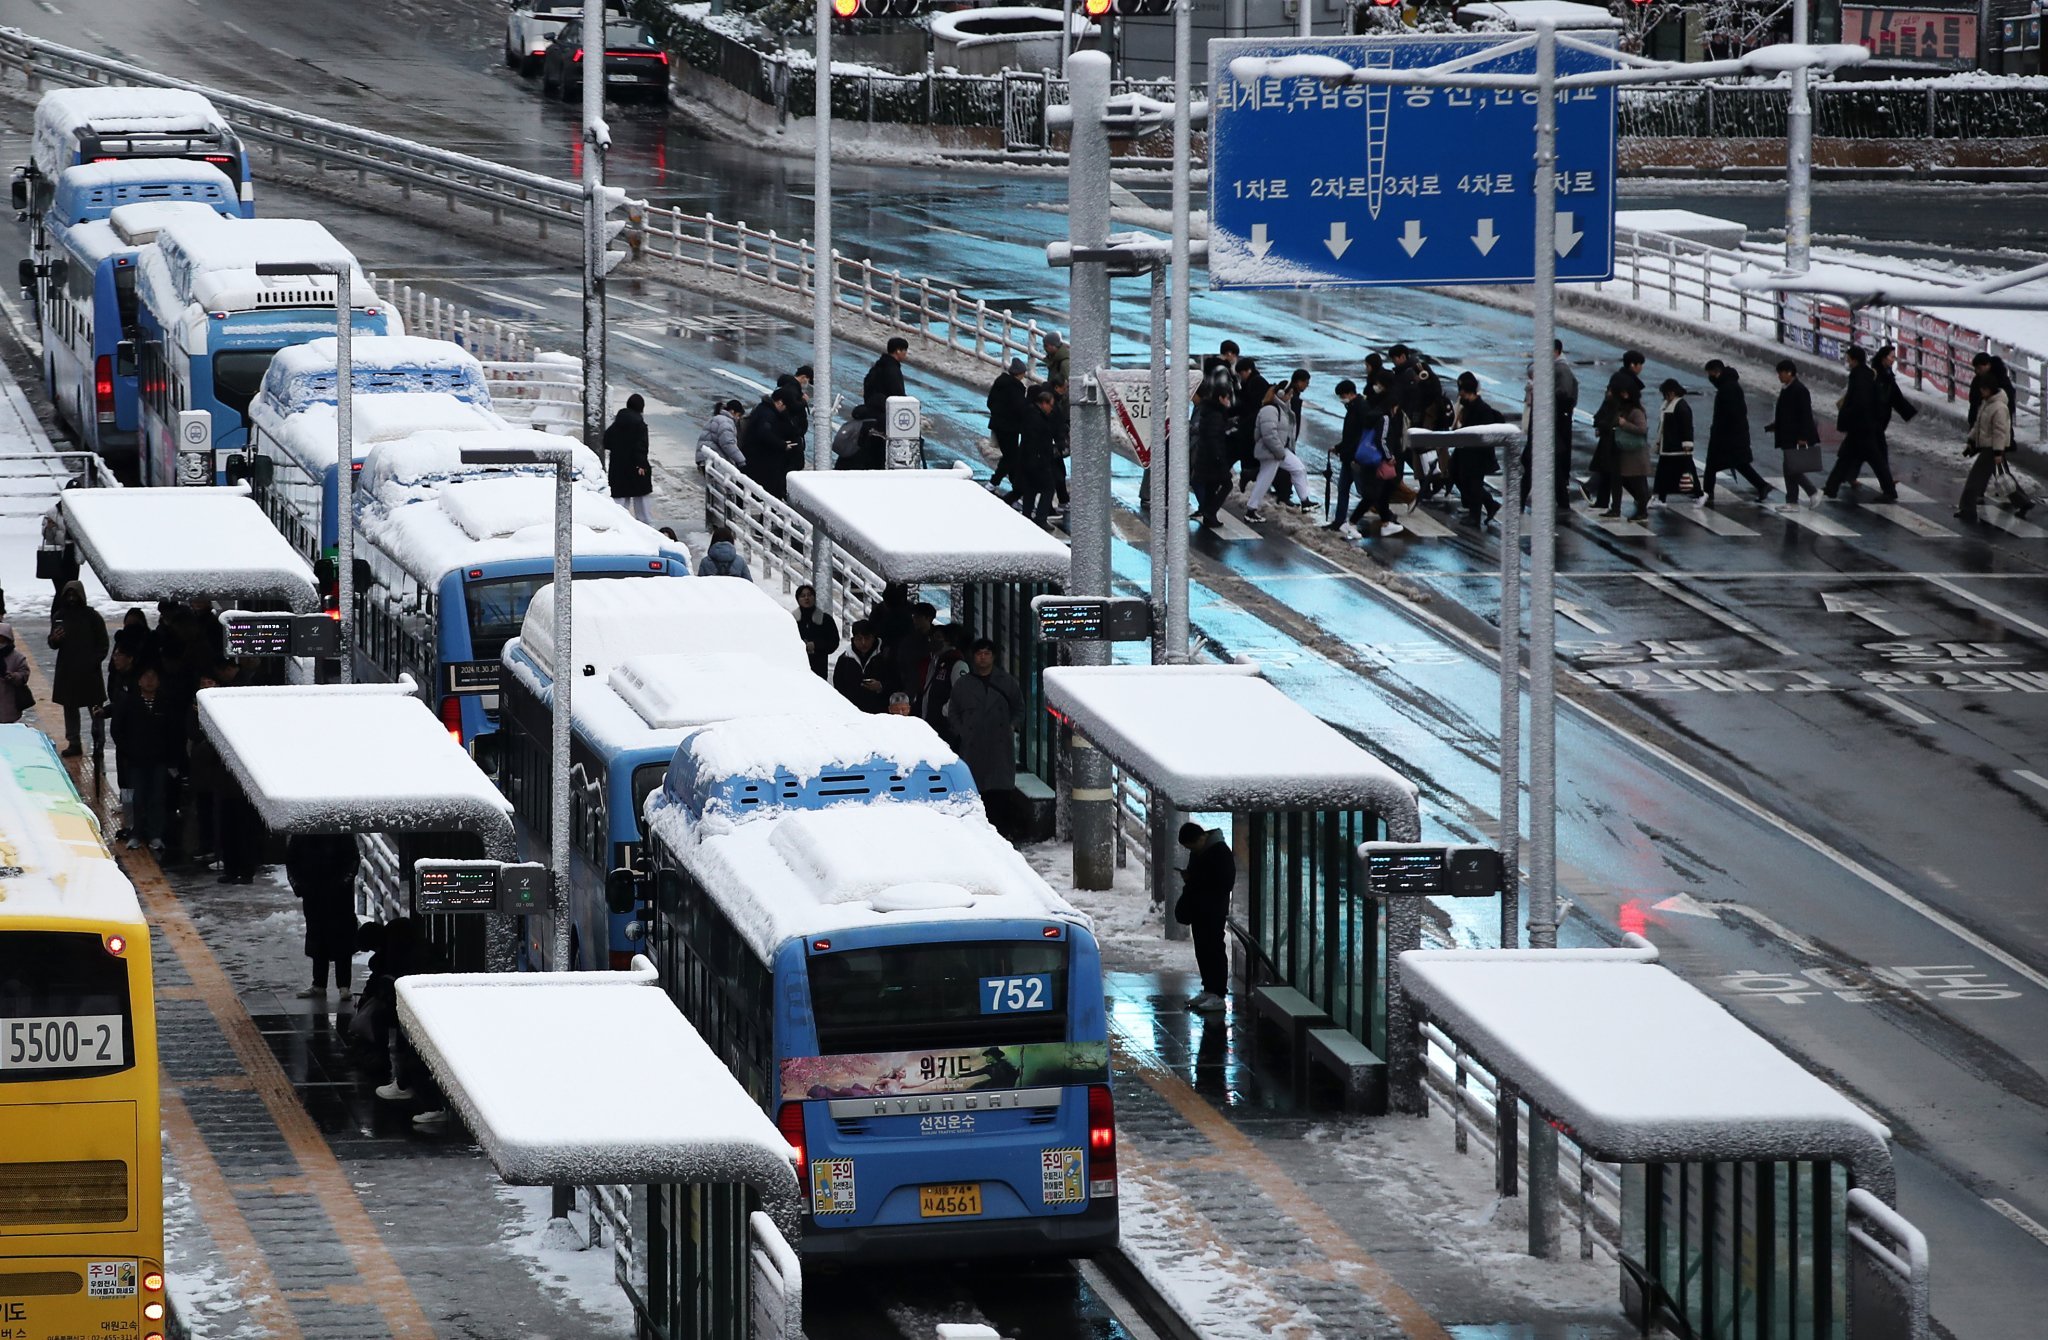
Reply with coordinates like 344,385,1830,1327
979,974,1052,1015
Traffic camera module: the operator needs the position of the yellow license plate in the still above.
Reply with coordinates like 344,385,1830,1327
918,1183,982,1218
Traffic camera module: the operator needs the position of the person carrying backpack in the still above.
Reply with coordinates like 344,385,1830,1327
696,526,752,579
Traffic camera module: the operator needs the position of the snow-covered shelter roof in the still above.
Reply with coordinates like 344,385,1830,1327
517,577,804,681
786,471,1069,585
0,725,143,929
643,795,1088,962
197,682,514,858
1460,0,1622,29
60,487,319,611
1400,946,1896,1199
1043,664,1421,826
396,961,799,1228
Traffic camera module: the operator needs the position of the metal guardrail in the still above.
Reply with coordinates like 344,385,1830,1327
0,448,119,516
1419,1020,1623,1263
1847,1187,1932,1340
1618,81,2048,141
1601,228,2048,444
369,279,583,431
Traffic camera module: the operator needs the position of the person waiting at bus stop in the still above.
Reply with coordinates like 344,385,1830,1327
947,639,1022,837
1176,823,1235,1015
286,833,359,1004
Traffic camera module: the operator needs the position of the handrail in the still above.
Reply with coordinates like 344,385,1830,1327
1601,228,2047,444
1847,1187,1932,1340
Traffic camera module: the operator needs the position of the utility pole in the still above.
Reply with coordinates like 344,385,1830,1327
1785,0,1813,273
812,0,836,602
581,0,609,460
1145,262,1188,940
1065,50,1115,892
334,264,354,685
1164,0,1191,664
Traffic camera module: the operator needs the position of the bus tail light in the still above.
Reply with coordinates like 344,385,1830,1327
143,1269,164,1292
94,355,115,420
609,950,637,971
439,696,464,741
104,934,127,956
775,1103,808,1181
1087,1084,1116,1198
573,48,583,62
144,1302,165,1321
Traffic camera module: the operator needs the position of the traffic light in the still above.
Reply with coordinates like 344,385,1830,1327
1086,0,1176,13
595,184,643,276
831,0,923,19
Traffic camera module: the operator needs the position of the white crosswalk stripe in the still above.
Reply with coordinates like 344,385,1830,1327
1772,503,1860,537
1659,501,1761,537
1976,507,2048,539
1583,512,1653,539
1861,503,1960,539
1392,507,1459,539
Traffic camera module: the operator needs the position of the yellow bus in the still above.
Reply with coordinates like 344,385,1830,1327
0,724,167,1340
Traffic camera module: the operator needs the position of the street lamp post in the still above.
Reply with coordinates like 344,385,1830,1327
255,261,355,684
812,0,836,602
1164,0,1191,664
582,0,610,460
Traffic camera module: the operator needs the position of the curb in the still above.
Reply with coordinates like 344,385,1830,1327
1093,1245,1208,1340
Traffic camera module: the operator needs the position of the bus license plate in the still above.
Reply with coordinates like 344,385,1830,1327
918,1183,981,1218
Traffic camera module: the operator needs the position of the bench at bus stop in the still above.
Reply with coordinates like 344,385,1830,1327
1249,983,1388,1115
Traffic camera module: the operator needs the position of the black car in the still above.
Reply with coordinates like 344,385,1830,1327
539,19,670,104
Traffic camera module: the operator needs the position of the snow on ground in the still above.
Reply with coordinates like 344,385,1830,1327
1116,1164,1327,1339
493,1185,636,1335
162,1150,268,1340
0,360,113,619
1022,837,1198,975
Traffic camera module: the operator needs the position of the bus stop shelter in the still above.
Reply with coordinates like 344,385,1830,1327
1044,663,1421,1058
197,681,517,968
397,963,802,1340
1399,944,1927,1340
787,470,1070,786
61,486,319,610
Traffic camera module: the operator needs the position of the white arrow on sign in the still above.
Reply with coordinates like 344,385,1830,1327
1471,218,1499,256
1555,211,1584,258
1248,223,1273,259
1397,219,1426,257
1820,591,1910,635
1324,222,1352,260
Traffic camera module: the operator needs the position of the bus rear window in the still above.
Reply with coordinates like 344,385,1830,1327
115,266,139,330
0,931,135,1083
465,574,551,662
809,940,1067,1055
213,348,281,418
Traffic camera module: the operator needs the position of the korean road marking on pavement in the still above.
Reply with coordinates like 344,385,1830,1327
1867,692,1937,726
1658,502,1760,538
1861,503,1961,540
2016,770,2048,798
1976,507,2048,540
1821,591,1911,636
1922,575,2048,644
1353,563,2048,997
1986,1198,2048,1250
1635,573,1796,656
1775,505,1860,538
1719,963,2022,1006
1553,598,1610,635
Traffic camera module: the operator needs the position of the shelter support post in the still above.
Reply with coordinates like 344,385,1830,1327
1066,51,1114,891
334,263,353,684
1164,0,1191,663
1496,1076,1519,1198
811,0,835,605
1151,797,1187,941
1147,264,1169,663
1383,894,1426,1115
582,0,608,464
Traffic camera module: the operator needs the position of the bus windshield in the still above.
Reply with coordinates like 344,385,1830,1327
809,940,1068,1055
213,348,282,419
0,929,135,1083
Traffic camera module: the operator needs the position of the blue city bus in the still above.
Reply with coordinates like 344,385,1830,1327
497,579,850,970
130,215,399,487
46,158,242,236
244,335,504,563
640,716,1120,1262
350,431,692,754
42,200,239,466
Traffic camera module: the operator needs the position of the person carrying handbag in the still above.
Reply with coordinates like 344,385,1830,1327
1602,386,1653,521
1653,379,1702,503
1957,361,2017,524
1766,359,1823,505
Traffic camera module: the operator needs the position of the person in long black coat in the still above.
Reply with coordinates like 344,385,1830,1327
48,579,107,756
1767,359,1821,503
985,360,1029,494
741,388,798,499
1176,823,1235,1013
1866,344,1916,503
1653,380,1700,502
1191,382,1236,527
1824,348,1885,499
1701,361,1772,504
1589,351,1646,509
1013,390,1062,527
603,394,654,523
863,338,908,418
286,833,360,1000
794,584,839,678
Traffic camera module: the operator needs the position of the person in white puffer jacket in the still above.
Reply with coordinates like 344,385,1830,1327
1243,382,1316,524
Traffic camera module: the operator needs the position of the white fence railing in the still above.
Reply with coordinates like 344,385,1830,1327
700,453,888,617
1601,228,2048,444
1848,1187,1932,1340
371,279,583,431
1419,1019,1623,1263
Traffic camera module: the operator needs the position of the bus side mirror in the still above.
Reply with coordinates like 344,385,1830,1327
353,558,373,591
9,174,26,215
16,259,34,295
115,341,136,377
250,456,275,488
606,867,641,915
223,455,250,484
45,258,66,289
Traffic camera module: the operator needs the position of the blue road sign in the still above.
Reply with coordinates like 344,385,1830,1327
1208,34,1617,290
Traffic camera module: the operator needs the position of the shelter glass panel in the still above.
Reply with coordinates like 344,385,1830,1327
1241,808,1384,1050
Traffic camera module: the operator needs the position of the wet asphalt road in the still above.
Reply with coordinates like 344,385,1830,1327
7,1,2048,1334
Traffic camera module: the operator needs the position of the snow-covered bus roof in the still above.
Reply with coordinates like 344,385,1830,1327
516,576,802,681
258,336,493,416
257,393,507,478
396,961,799,1224
141,215,377,317
0,725,143,929
645,790,1089,963
1044,664,1421,828
1399,946,1896,1198
32,87,230,177
356,428,603,497
108,199,234,246
59,486,320,611
52,158,238,226
507,650,857,771
197,682,515,856
786,470,1070,585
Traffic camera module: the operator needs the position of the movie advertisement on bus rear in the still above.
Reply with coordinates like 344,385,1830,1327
780,1042,1109,1102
